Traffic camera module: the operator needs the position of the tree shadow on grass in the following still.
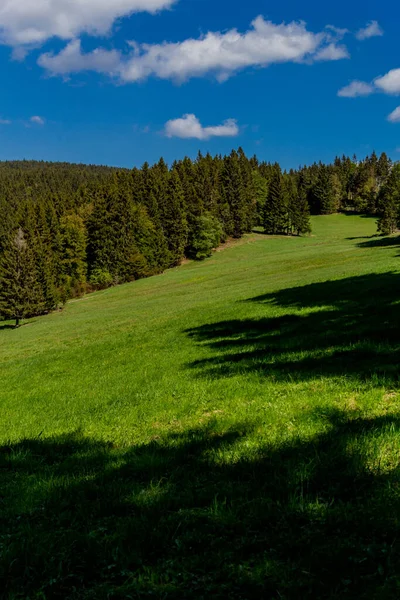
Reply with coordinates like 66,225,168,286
0,320,37,331
342,211,377,220
3,411,400,599
356,236,400,249
346,235,377,241
186,272,400,386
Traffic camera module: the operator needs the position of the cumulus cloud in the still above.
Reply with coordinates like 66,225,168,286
313,43,349,61
355,20,384,41
164,114,239,140
38,16,350,83
375,69,400,95
0,0,177,47
337,80,375,97
30,115,45,125
387,107,400,123
38,39,121,76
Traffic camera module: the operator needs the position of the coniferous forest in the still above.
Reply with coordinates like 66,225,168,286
0,149,398,323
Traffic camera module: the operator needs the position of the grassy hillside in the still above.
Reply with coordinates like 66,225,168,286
2,214,400,598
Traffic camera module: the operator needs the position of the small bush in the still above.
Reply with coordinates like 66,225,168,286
89,268,114,290
187,214,224,260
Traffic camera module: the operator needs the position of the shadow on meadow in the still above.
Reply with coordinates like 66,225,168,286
186,272,400,386
0,323,15,330
2,410,400,599
346,235,377,241
355,236,400,250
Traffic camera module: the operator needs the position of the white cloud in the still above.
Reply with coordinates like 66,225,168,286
337,80,375,97
375,69,400,95
38,16,350,82
313,43,349,61
388,107,400,123
30,115,45,125
0,0,177,46
356,20,384,41
0,118,11,124
39,39,121,76
164,114,239,140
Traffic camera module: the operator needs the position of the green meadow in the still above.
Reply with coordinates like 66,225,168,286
2,213,400,598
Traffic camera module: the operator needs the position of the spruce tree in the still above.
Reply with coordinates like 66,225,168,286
163,171,188,266
263,164,288,234
252,171,268,226
0,228,42,326
139,163,171,270
238,147,257,231
377,152,392,186
312,166,336,214
221,151,247,238
295,176,312,235
377,164,400,234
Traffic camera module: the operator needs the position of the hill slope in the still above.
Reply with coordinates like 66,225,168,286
2,214,400,599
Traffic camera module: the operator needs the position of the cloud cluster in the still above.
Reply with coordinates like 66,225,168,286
338,68,400,98
164,114,239,139
0,0,177,46
338,65,400,124
39,16,349,82
0,7,387,138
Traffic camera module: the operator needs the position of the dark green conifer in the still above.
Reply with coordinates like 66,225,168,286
0,228,42,326
312,166,337,214
377,164,400,235
263,164,288,234
163,171,188,265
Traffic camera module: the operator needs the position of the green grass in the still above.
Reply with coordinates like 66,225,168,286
2,214,400,598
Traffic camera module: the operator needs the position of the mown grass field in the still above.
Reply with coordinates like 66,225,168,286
2,214,400,599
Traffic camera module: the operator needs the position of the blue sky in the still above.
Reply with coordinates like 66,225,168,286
0,0,398,169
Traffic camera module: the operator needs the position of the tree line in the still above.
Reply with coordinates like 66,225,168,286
0,149,397,325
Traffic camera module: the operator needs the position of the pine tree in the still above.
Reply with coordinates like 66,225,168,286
378,197,398,235
87,182,149,286
163,171,188,266
238,147,257,231
0,228,42,326
263,164,288,234
377,164,400,235
377,152,392,186
221,151,247,238
139,163,171,270
312,166,336,214
252,170,268,226
296,177,312,235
